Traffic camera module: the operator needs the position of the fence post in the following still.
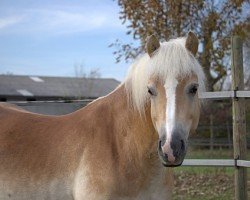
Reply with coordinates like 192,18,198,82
231,36,247,200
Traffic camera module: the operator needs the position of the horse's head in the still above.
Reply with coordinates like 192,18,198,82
145,32,203,167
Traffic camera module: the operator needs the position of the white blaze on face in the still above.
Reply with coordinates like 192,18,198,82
162,78,178,162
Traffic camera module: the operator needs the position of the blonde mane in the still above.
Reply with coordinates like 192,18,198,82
124,37,205,113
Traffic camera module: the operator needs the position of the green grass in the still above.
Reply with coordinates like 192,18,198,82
186,147,231,159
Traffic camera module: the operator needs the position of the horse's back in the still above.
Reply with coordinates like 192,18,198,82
0,102,31,137
0,102,27,116
0,102,42,138
0,103,79,200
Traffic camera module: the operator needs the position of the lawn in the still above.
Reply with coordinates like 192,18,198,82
173,148,250,200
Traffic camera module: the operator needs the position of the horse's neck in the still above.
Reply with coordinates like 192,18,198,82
76,84,158,166
110,85,157,157
107,84,157,159
71,84,162,193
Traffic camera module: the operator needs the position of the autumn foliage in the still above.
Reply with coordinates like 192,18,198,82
112,0,250,91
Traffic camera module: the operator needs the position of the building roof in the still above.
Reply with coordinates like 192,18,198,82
0,75,120,101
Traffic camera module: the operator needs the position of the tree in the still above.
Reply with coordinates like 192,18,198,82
112,0,250,91
73,63,101,98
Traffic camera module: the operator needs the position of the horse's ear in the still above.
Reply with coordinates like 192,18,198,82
146,35,160,57
185,31,198,56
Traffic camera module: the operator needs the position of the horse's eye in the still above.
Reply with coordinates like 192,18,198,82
148,88,153,95
147,86,157,96
189,85,198,95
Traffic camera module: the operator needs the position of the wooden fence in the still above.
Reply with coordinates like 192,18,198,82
182,36,249,200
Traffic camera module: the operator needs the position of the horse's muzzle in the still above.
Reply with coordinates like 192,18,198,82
157,140,184,167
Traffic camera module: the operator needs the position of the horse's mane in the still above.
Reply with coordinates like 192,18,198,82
124,37,206,114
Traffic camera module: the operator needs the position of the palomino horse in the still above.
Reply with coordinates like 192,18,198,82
0,32,205,200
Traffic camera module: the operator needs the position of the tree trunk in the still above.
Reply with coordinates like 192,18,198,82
201,24,215,92
201,42,214,91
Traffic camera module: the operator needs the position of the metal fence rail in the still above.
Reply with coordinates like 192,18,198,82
182,159,250,168
199,91,250,99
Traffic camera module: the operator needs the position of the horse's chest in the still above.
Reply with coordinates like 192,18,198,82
74,171,170,200
133,175,170,200
119,166,171,200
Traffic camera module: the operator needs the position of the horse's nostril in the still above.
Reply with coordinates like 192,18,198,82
160,140,164,147
160,135,166,147
162,153,168,160
181,139,185,151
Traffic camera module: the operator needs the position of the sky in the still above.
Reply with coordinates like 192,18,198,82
0,0,136,81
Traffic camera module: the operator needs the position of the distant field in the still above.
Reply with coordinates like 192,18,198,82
173,148,250,200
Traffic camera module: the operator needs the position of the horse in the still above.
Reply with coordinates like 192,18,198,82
0,31,205,200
